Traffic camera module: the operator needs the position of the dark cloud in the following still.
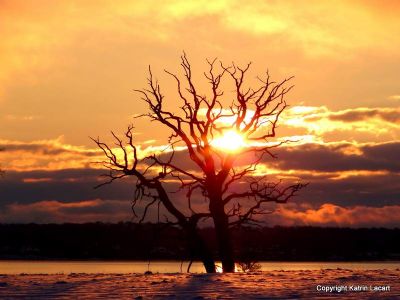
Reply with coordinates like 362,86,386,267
296,173,400,207
1,140,399,225
272,142,400,172
0,169,135,205
0,199,133,223
362,142,400,162
158,141,400,173
0,141,99,156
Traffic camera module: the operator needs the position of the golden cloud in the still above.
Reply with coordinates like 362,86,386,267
388,95,400,101
0,135,175,171
272,203,400,227
0,136,98,171
281,106,400,143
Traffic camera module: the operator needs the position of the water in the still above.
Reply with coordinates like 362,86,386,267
0,261,399,274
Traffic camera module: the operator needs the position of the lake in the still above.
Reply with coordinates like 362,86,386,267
1,261,399,274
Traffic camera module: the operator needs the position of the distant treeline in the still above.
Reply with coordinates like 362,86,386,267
1,223,399,261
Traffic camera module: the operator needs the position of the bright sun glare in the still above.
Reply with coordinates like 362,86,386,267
211,130,246,152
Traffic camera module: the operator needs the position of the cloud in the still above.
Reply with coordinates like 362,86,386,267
1,104,400,225
164,140,400,208
269,203,400,228
218,1,400,57
272,141,400,173
0,199,132,223
1,0,399,96
2,198,400,228
281,106,400,142
327,108,400,123
0,136,99,171
0,0,231,94
1,1,399,147
1,159,399,217
2,104,399,173
297,172,400,207
157,139,400,177
0,136,161,171
0,1,399,226
0,169,135,205
284,106,400,126
1,144,399,224
388,95,400,101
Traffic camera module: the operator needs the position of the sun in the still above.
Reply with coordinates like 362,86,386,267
211,130,246,152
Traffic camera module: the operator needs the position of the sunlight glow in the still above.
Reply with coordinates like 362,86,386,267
211,130,246,152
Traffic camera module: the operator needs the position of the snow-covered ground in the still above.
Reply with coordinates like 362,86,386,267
0,269,399,299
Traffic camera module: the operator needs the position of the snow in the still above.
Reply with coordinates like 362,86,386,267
0,269,399,299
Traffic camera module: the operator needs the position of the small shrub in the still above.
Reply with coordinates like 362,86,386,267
237,260,262,272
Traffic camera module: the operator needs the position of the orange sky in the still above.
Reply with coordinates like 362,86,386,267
0,0,399,225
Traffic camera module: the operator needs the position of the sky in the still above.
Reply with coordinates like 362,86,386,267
0,0,399,226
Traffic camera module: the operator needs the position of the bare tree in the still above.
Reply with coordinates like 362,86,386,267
93,54,306,273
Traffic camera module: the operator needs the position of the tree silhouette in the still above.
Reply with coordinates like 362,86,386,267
93,54,306,273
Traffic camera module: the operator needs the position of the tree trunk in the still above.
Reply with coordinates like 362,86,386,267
210,201,235,272
185,226,216,273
